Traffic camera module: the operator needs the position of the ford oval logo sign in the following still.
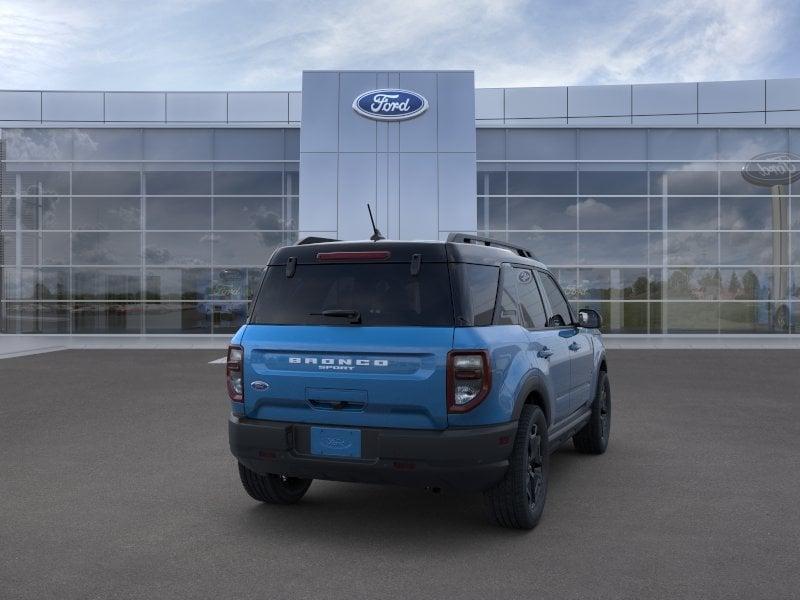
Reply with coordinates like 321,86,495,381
742,152,800,187
353,89,428,121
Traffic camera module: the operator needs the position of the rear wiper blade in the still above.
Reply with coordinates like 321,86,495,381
309,309,362,324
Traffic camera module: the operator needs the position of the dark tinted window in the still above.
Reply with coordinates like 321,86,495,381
251,263,453,326
496,265,520,326
453,264,498,326
540,273,572,327
515,268,547,328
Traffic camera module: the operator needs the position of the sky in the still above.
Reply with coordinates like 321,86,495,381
0,0,798,91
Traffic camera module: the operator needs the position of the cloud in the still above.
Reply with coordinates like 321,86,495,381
0,0,795,90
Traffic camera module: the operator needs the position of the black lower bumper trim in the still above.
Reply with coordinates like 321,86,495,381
229,416,517,492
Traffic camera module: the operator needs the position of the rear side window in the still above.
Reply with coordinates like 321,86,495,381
539,272,572,327
250,263,454,326
496,264,520,325
515,268,547,329
452,264,499,326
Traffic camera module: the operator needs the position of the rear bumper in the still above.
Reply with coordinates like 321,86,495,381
229,415,517,492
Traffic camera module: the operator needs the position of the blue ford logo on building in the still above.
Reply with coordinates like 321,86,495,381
353,89,428,121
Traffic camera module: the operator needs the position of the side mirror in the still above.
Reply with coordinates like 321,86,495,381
577,308,602,330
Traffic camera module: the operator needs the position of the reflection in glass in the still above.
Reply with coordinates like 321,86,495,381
580,301,647,334
720,232,774,265
651,170,717,195
72,268,142,300
667,232,718,265
667,197,717,230
145,232,212,266
579,171,647,195
720,197,778,230
144,171,211,195
213,197,284,230
476,171,506,195
214,129,285,160
476,130,505,160
20,197,69,230
477,197,505,230
211,268,261,301
719,268,781,300
73,303,142,334
578,268,649,300
2,302,70,333
579,233,648,265
209,303,249,334
213,170,282,195
212,232,285,265
144,303,211,334
718,129,788,160
73,129,142,160
508,197,576,230
720,302,787,333
17,232,70,265
6,171,70,196
507,232,577,266
72,197,141,230
143,130,213,161
145,268,212,300
145,197,211,230
4,267,69,300
720,170,775,195
72,171,140,195
578,197,647,230
665,302,719,333
4,129,73,161
666,268,720,300
72,232,140,265
508,170,576,195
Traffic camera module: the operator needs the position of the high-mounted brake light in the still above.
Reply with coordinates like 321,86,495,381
316,251,391,261
447,350,491,413
227,345,244,402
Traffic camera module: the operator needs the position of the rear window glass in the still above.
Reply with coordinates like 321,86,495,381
250,263,454,326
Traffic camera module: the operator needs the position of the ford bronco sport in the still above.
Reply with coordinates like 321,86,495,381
227,234,610,529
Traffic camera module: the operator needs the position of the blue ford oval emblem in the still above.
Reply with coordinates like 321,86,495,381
250,380,269,391
353,89,428,121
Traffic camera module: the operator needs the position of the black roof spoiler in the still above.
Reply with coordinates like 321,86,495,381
296,236,339,245
446,233,536,260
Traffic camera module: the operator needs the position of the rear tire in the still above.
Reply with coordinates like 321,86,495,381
483,405,549,530
573,371,611,455
237,462,312,504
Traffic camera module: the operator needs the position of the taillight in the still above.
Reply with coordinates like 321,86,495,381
227,345,244,402
447,350,491,413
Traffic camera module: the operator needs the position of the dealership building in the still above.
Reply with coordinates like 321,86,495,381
1,71,799,337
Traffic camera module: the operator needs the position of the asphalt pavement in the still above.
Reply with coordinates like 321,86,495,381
1,349,799,599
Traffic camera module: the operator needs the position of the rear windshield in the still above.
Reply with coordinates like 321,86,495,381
250,263,454,326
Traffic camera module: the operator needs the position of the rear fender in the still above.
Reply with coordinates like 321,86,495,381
511,370,555,427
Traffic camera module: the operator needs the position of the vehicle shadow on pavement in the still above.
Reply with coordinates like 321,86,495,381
227,447,587,544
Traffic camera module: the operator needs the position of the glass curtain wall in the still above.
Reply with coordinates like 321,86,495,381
0,128,299,334
477,128,800,334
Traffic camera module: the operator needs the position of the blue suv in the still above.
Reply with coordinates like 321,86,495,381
227,234,610,529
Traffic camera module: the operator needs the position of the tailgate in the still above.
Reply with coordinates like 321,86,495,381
242,325,454,430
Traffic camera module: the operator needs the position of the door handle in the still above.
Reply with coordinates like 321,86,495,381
568,342,581,352
537,347,554,359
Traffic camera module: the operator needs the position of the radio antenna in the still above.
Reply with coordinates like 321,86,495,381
367,204,385,241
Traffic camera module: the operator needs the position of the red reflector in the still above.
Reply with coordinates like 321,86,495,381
317,251,391,261
392,461,416,470
498,435,510,446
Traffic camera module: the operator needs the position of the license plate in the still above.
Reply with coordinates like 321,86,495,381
310,426,361,458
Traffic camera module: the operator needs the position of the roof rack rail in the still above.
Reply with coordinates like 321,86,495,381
446,233,536,259
296,236,339,245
